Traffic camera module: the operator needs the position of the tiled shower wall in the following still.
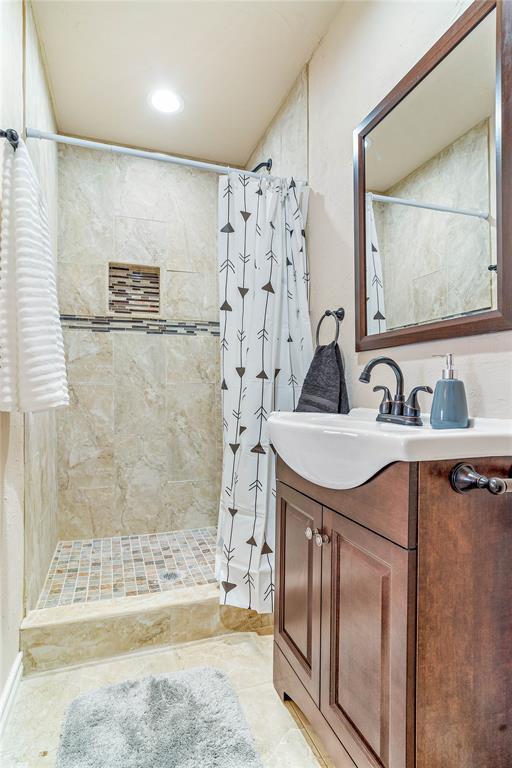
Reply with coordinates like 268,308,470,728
24,4,60,610
56,145,221,540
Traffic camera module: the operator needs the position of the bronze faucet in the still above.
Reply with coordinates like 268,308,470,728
359,356,432,426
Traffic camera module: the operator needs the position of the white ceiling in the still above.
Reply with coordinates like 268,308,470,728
366,8,496,191
32,0,341,165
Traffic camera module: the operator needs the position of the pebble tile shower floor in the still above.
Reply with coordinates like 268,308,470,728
36,527,217,609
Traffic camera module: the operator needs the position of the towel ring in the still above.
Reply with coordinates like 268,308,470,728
316,308,345,346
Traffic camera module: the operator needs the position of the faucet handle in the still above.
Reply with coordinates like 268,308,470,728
373,385,392,415
404,385,433,418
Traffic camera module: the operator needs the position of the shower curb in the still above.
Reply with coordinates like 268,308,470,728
20,584,272,675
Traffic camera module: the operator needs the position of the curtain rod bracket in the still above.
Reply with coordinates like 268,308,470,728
251,158,272,174
1,129,19,151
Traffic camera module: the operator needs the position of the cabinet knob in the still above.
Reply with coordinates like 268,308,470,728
314,531,330,547
305,526,314,540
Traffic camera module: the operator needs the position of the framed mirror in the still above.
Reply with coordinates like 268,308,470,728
354,0,512,351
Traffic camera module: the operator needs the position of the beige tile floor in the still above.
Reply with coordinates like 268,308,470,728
1,632,333,767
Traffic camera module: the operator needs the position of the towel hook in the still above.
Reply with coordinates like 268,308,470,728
315,308,345,347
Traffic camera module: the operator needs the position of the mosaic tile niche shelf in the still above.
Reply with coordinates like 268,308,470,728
37,527,217,609
108,262,160,315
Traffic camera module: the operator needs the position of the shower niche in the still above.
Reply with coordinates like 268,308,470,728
108,262,161,316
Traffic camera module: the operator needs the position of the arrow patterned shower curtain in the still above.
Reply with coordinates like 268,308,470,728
366,193,387,334
216,173,313,613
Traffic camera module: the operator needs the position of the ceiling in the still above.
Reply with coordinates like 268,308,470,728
32,0,341,165
366,8,496,191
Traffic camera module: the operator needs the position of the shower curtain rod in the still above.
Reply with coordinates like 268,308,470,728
25,128,294,181
368,191,488,220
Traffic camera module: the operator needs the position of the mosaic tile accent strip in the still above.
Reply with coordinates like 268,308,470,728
60,314,220,336
37,527,217,609
109,262,160,315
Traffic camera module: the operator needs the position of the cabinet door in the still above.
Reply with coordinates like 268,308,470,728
321,508,416,768
275,482,322,705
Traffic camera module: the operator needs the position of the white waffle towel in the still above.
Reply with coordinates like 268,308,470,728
0,139,69,412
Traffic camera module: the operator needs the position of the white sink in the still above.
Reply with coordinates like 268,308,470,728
268,408,512,490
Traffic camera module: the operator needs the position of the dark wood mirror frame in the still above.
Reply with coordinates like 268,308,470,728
354,0,512,352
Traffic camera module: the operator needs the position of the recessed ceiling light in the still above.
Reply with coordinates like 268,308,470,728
149,88,183,114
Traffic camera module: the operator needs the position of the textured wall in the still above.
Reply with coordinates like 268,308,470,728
23,3,60,611
57,146,221,539
307,0,511,418
0,0,59,633
246,70,308,181
373,120,493,330
0,0,25,694
248,0,511,418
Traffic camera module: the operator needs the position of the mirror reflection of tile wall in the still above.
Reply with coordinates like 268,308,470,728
373,119,494,330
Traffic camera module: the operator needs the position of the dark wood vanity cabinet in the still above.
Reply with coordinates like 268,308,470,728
274,456,512,768
275,485,322,705
319,509,416,768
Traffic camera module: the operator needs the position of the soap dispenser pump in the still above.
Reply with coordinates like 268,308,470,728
430,353,469,429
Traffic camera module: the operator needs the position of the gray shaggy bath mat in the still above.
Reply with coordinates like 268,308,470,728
56,667,263,768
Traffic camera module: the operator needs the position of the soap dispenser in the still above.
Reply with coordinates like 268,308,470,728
430,354,469,429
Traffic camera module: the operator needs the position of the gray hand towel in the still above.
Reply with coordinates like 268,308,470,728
296,341,350,414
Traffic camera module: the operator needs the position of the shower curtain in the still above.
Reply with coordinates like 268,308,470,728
366,193,387,334
216,173,313,613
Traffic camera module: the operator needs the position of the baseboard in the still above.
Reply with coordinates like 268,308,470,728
0,651,22,738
